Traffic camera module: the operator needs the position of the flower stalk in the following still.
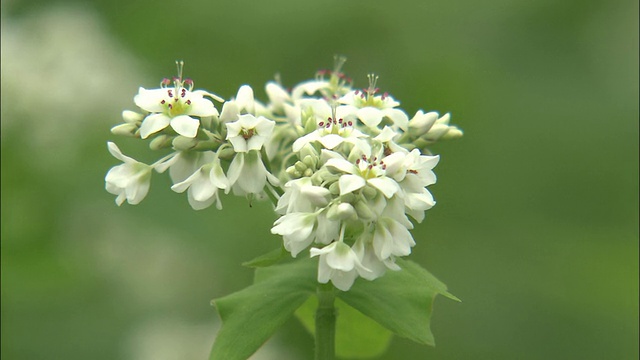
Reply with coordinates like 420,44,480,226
315,283,336,360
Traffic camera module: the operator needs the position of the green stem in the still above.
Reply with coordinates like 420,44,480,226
315,283,336,360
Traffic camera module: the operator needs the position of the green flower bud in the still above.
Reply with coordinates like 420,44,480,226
149,134,173,150
172,136,198,151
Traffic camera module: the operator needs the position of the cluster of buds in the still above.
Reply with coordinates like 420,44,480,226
106,58,462,290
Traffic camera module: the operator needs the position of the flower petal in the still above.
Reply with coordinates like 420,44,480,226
170,115,200,138
367,177,400,198
357,107,383,128
339,174,366,195
139,113,170,139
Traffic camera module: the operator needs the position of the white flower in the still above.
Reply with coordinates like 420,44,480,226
338,87,408,130
325,152,402,199
219,85,267,122
310,241,369,291
170,152,229,210
135,83,218,139
372,217,416,260
271,212,317,257
292,99,369,153
227,151,279,195
154,150,214,185
225,114,275,152
276,177,331,214
105,142,152,206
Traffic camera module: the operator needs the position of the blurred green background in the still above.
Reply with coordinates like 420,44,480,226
1,0,637,359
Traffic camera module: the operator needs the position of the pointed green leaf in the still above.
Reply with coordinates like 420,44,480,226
242,246,287,268
339,259,459,346
210,259,316,360
295,296,393,359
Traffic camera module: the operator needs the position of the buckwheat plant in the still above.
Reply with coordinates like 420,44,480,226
106,58,462,360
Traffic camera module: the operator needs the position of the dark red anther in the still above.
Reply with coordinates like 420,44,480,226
161,100,166,104
338,118,343,123
382,164,387,170
161,78,171,86
356,159,361,164
184,79,193,86
168,90,173,97
319,122,325,127
382,92,389,99
168,104,173,109
362,155,367,160
186,100,191,105
368,164,373,169
347,121,353,126
409,169,418,174
354,90,360,95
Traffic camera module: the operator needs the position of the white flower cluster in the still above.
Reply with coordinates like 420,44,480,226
106,59,462,290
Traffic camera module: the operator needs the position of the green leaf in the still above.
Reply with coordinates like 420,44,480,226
242,246,287,268
210,259,317,360
339,259,459,346
295,296,393,359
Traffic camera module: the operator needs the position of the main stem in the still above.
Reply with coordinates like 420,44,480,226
315,283,336,360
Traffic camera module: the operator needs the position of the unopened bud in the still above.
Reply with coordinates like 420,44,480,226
362,186,378,199
408,111,438,134
122,110,144,123
354,200,376,221
295,161,307,172
110,123,138,137
172,136,198,151
149,134,173,150
327,202,356,221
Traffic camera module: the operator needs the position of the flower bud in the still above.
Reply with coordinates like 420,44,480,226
149,134,173,150
408,111,438,135
122,110,144,123
172,136,198,151
354,200,376,221
362,186,378,199
327,202,357,221
110,123,138,137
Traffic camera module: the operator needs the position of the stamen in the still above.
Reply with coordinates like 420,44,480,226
161,100,166,104
186,100,191,105
318,121,325,127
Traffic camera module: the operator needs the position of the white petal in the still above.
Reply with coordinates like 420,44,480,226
134,87,166,113
383,108,409,130
357,107,383,128
292,132,320,152
325,158,357,174
339,174,366,195
139,113,170,139
329,269,359,291
236,85,255,112
228,136,248,152
107,142,132,163
220,101,240,123
227,153,244,186
188,96,218,117
319,134,345,149
255,116,276,137
170,115,200,138
367,177,399,198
